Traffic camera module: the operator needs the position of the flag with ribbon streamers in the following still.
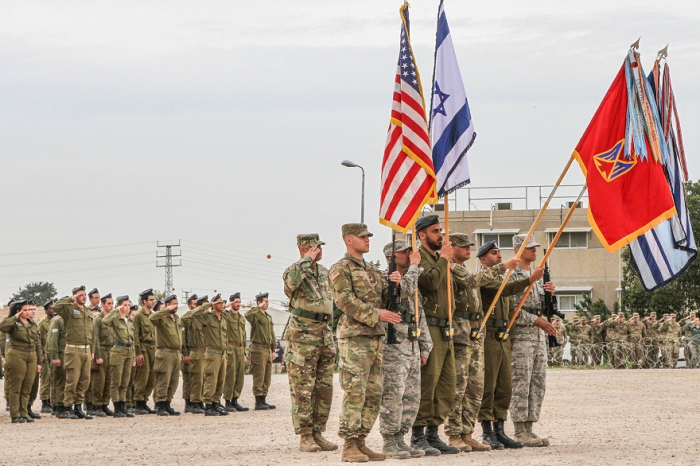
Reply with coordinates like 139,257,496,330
379,4,437,232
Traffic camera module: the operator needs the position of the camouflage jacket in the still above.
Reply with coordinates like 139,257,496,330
644,319,660,339
590,322,604,343
451,263,501,345
330,253,388,339
627,321,646,343
603,320,628,342
282,256,334,347
683,323,700,344
510,266,545,343
577,323,592,344
381,264,432,358
659,321,682,341
552,321,567,345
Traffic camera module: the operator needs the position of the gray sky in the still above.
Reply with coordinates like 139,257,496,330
1,1,698,305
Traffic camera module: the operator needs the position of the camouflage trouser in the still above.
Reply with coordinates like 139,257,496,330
590,344,603,366
662,342,680,368
688,342,700,369
338,336,383,439
510,337,547,422
379,341,421,435
285,340,336,435
628,340,644,369
548,346,563,366
445,341,484,436
645,343,660,368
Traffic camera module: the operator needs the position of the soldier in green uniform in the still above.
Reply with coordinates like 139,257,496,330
180,294,197,412
409,215,460,455
283,233,338,453
223,293,249,412
477,241,539,449
133,288,157,414
53,286,94,420
37,299,56,414
85,288,101,416
48,312,67,417
91,293,114,417
126,304,139,412
246,292,276,410
190,294,229,416
0,300,42,423
103,295,136,418
149,294,182,416
182,295,208,414
330,223,399,462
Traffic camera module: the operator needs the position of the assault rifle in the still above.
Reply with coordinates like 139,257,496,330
543,249,565,348
386,240,417,344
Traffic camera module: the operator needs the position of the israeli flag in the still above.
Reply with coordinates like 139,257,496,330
430,0,476,198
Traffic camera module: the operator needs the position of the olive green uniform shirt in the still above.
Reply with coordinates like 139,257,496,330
149,309,183,350
132,307,156,356
245,306,275,351
48,316,66,360
103,309,136,357
0,316,42,356
53,297,94,347
181,308,206,352
93,312,113,361
191,303,228,352
223,310,247,347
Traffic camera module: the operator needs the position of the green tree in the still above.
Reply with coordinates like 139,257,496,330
574,295,613,320
10,281,57,306
621,180,700,318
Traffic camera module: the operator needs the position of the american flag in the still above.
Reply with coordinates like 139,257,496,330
379,4,436,233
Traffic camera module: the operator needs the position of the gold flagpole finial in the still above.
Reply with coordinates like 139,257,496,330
657,45,668,61
630,37,641,50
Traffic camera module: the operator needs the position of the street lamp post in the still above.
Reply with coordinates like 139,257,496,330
341,160,365,224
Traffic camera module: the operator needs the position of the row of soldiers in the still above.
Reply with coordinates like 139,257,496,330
548,312,700,368
0,286,279,423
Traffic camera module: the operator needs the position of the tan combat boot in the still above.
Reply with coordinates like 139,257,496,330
342,438,369,463
462,433,491,451
313,432,339,451
526,421,549,447
356,436,387,461
513,422,543,447
448,435,472,452
300,434,322,452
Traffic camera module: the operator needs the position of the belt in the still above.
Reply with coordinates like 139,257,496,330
206,348,224,355
8,345,34,353
190,348,205,353
426,317,449,327
453,310,469,320
157,348,180,353
227,343,245,348
140,341,155,347
100,345,113,350
486,319,508,328
113,342,133,348
66,344,90,349
291,308,331,322
485,331,508,340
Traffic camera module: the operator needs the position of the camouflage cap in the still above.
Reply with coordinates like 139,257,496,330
632,312,640,318
383,239,411,258
617,312,625,317
342,223,373,237
451,233,475,248
297,233,325,247
592,315,601,320
513,234,540,249
553,315,561,321
670,313,677,318
662,313,669,317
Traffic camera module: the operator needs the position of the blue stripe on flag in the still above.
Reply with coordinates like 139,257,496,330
436,11,450,50
432,102,472,173
636,233,666,285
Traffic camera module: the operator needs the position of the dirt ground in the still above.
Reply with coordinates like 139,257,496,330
1,368,698,465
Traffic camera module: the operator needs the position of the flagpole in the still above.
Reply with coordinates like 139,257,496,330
444,196,453,331
503,185,587,335
410,221,421,333
474,156,575,339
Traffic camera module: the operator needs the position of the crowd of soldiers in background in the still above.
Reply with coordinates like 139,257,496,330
548,312,700,369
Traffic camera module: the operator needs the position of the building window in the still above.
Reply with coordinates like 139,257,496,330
481,233,514,248
558,294,586,312
547,231,588,249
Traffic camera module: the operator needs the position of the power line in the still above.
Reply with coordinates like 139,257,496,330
180,265,281,285
0,251,151,268
0,261,153,280
0,241,153,257
183,240,297,263
184,256,283,279
157,240,181,293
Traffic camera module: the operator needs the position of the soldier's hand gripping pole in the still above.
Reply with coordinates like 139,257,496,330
471,156,575,341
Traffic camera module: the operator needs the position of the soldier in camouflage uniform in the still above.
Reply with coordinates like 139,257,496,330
683,314,700,369
578,319,593,365
330,223,399,462
643,312,660,368
589,315,604,366
282,234,337,453
379,239,432,459
627,313,646,369
660,314,682,368
445,233,518,452
603,314,629,368
508,234,557,448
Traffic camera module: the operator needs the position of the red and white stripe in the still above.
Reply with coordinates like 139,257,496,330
379,68,436,232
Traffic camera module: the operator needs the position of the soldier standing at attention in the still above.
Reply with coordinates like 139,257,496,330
91,293,114,417
48,311,67,417
223,293,249,412
192,294,229,416
410,215,460,455
283,234,338,453
125,304,139,412
379,239,433,459
37,299,56,414
627,313,646,369
180,294,198,413
85,288,100,415
182,295,208,414
644,313,660,368
477,241,538,450
133,288,157,414
246,292,276,410
508,234,557,448
103,295,136,418
150,294,182,416
0,300,42,423
330,223,399,462
53,286,94,420
589,315,604,366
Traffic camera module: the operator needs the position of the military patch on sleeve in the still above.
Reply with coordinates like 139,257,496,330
73,310,82,315
52,328,59,333
330,270,340,281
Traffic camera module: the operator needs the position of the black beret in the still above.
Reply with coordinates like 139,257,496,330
229,292,241,301
116,295,130,305
187,293,198,303
415,215,440,232
130,304,139,311
164,294,178,304
90,305,101,312
211,293,222,303
139,288,154,299
196,295,209,305
476,240,499,258
72,285,86,295
9,300,27,317
88,288,99,297
100,293,112,303
43,298,56,309
153,301,164,311
255,292,269,301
